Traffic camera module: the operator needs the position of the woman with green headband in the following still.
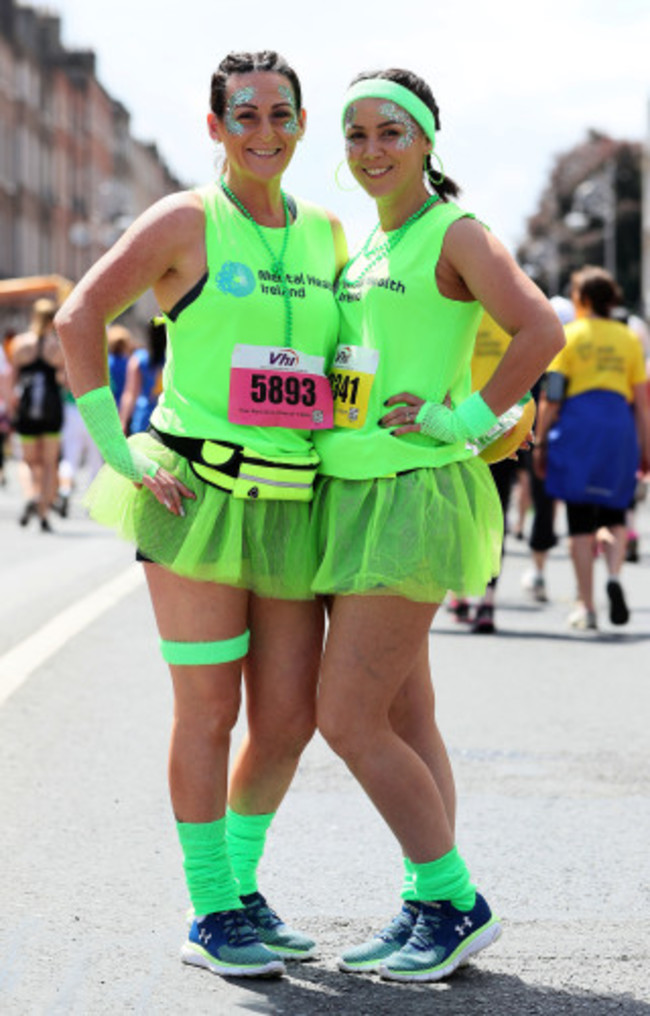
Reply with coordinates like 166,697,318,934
313,68,564,982
55,50,347,980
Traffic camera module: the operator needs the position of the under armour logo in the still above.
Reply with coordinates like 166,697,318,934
455,916,473,937
199,929,212,946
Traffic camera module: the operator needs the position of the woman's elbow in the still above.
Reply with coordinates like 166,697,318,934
54,300,80,346
543,309,566,357
552,326,566,357
534,311,565,368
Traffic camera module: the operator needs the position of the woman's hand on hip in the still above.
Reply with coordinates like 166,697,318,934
380,392,425,436
141,468,195,516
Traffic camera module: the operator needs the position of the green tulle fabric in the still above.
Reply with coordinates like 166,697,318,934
311,459,503,602
84,431,318,599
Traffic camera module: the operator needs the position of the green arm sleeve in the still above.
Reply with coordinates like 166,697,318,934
76,386,158,482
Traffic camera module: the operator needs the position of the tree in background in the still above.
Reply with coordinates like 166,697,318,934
517,131,642,311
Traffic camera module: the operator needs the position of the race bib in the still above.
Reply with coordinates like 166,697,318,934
229,344,333,429
329,344,379,429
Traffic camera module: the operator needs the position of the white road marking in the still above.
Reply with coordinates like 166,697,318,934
0,565,145,708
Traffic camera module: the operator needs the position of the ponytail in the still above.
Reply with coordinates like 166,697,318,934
424,155,460,201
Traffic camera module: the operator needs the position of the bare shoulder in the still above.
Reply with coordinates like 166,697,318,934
7,331,36,367
440,216,537,309
8,330,32,350
125,189,205,249
441,216,563,347
441,216,532,287
57,191,206,326
322,206,343,228
435,217,493,300
442,216,502,263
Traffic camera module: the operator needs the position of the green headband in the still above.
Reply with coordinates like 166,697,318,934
342,78,436,145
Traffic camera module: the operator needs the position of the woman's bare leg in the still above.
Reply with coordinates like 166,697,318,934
39,435,60,523
389,640,456,831
318,595,452,863
569,533,595,612
228,596,324,815
144,565,248,822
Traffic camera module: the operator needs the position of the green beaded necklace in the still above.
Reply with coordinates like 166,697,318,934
339,194,438,291
220,176,294,347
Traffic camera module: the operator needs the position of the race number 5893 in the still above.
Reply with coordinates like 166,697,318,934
250,373,316,406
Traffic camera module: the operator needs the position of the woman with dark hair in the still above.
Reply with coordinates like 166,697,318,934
119,317,167,434
312,67,563,982
55,50,346,979
535,265,649,630
106,324,134,407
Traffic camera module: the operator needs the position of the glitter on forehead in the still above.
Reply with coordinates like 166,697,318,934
379,101,417,149
278,84,300,135
225,86,256,135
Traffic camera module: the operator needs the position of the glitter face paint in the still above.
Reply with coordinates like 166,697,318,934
278,84,300,134
379,101,417,149
225,86,256,135
343,104,357,152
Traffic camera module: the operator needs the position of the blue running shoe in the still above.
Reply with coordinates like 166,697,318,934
181,909,286,978
240,891,317,961
338,902,421,973
379,893,501,982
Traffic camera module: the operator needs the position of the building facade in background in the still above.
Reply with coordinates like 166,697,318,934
517,130,643,314
0,0,184,330
643,100,650,319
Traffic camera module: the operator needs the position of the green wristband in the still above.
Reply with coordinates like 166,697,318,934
77,385,158,482
454,391,499,440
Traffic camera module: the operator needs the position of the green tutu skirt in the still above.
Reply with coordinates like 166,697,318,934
84,432,317,599
311,459,503,602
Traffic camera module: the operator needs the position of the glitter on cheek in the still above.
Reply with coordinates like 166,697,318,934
278,85,300,134
379,101,417,149
225,86,256,135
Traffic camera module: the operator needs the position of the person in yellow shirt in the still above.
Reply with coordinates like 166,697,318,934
458,313,521,631
534,266,649,630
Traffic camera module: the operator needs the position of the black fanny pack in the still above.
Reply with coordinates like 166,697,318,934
150,427,318,502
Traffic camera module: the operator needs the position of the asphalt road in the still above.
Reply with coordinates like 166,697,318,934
0,460,648,1015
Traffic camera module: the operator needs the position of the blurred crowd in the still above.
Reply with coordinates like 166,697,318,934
0,302,165,530
1,269,649,634
449,267,650,633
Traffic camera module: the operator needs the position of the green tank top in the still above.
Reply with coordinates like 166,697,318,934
151,184,339,460
314,201,484,478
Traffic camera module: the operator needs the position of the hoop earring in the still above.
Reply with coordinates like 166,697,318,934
335,159,359,192
425,150,445,186
213,145,225,176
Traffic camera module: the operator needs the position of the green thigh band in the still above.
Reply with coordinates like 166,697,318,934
160,630,250,665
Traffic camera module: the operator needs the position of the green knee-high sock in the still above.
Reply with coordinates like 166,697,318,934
411,846,476,911
226,807,275,896
176,817,242,916
400,856,417,902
